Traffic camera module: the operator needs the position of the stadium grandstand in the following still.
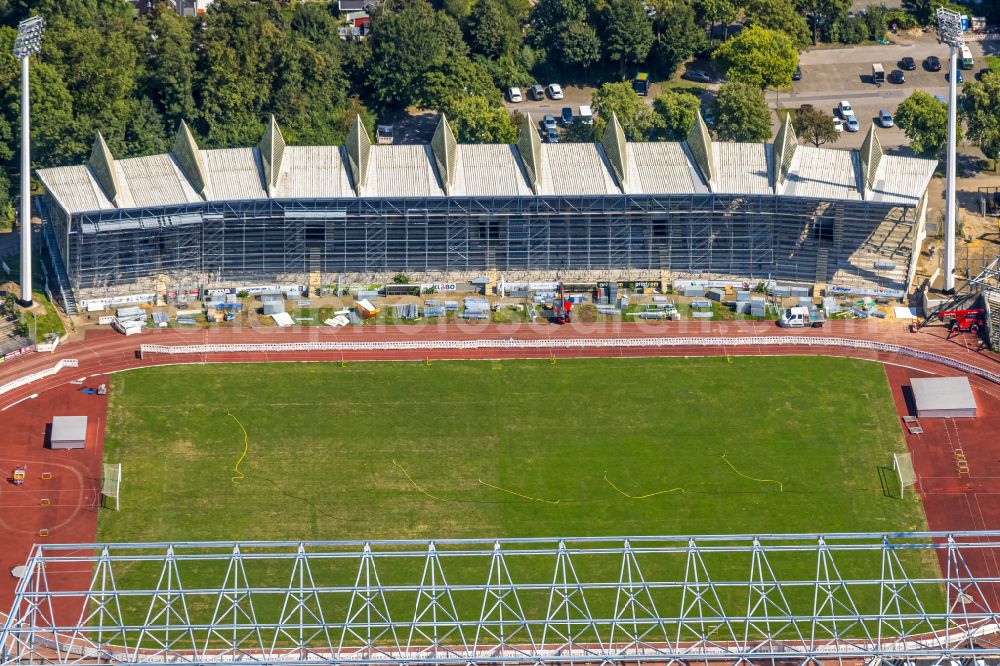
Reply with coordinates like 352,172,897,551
35,111,936,306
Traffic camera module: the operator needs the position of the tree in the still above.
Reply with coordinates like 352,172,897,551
647,0,705,79
895,90,961,156
558,19,601,70
713,82,771,142
529,0,587,48
651,89,701,140
794,0,850,44
692,0,737,35
713,26,798,90
792,106,839,147
464,0,520,59
445,96,518,143
365,0,468,110
744,0,811,49
602,0,655,75
194,0,287,146
960,74,1000,170
142,4,196,129
421,56,500,111
591,82,658,140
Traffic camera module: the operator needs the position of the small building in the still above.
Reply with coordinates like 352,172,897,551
50,416,88,450
910,377,977,419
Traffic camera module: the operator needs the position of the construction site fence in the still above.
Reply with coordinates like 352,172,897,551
0,358,79,396
139,337,1000,385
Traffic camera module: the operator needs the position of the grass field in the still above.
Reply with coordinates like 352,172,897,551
97,356,941,638
101,356,926,542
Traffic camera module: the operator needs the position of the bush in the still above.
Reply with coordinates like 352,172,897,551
392,273,410,285
885,10,917,31
237,290,250,298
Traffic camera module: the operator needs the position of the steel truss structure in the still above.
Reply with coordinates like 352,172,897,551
41,193,918,296
5,532,1000,666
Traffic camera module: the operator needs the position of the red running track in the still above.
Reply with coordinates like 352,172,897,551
0,319,998,617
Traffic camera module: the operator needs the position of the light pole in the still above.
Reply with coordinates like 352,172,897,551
936,7,963,294
12,16,44,308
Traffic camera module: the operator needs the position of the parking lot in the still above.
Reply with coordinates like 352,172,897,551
498,30,997,151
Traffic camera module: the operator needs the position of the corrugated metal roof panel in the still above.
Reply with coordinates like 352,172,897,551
452,144,532,197
363,145,444,198
628,142,708,194
36,166,114,214
539,143,619,195
116,154,200,209
275,146,351,199
868,154,937,205
203,148,266,201
713,143,772,194
782,146,861,201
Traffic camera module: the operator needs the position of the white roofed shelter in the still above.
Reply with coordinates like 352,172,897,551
911,376,977,418
49,415,87,450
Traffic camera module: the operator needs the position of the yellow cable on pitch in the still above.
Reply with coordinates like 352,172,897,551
603,473,684,499
228,412,249,484
393,459,450,502
478,479,560,505
721,454,783,492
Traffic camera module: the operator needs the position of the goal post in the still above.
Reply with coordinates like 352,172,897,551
893,452,916,499
101,463,121,511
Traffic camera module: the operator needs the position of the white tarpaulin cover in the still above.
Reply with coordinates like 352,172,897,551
270,312,294,328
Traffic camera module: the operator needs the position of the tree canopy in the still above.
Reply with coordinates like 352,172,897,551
792,106,839,148
960,74,1000,169
895,90,961,157
712,82,772,142
591,82,658,140
713,25,798,89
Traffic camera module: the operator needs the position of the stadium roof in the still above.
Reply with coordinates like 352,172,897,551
37,113,937,216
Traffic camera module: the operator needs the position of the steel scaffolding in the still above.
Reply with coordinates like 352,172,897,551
4,532,1000,666
43,193,918,296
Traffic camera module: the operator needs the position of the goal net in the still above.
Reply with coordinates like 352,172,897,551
101,463,121,511
893,452,916,499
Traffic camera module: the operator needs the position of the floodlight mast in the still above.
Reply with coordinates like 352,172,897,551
936,7,963,294
12,16,44,308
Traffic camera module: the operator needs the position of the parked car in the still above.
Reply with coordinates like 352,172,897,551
946,70,964,84
925,56,941,71
560,107,574,126
578,104,594,125
541,115,558,132
546,83,564,100
507,87,523,103
900,56,916,71
838,100,855,118
792,65,801,81
681,70,712,83
845,116,860,132
545,128,559,143
977,68,994,81
878,109,894,128
702,108,715,127
832,117,844,132
888,69,905,84
528,84,545,101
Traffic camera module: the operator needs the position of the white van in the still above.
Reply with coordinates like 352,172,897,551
578,104,594,125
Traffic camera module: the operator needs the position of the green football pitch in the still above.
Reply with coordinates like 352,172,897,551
97,355,941,631
100,355,927,543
